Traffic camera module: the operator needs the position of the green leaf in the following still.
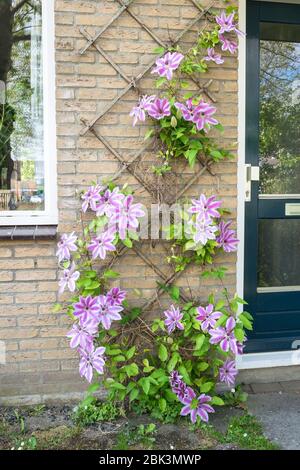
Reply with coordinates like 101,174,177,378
156,77,167,88
122,238,133,248
200,381,214,393
144,129,154,141
110,382,126,390
159,398,167,412
113,355,127,362
52,303,62,313
178,365,191,385
158,344,168,362
184,148,198,167
106,348,122,356
238,313,253,330
126,346,136,360
195,334,205,350
129,388,139,402
103,269,119,279
167,352,180,372
153,46,165,54
234,327,245,342
87,383,100,394
124,363,139,377
139,377,150,395
170,285,180,301
198,361,209,372
183,91,194,100
211,396,225,406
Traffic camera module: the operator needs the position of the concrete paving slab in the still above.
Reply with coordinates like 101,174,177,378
248,392,300,450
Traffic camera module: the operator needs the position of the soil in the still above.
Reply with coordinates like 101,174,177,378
0,404,238,451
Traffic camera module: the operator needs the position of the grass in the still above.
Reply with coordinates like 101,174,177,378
225,414,279,450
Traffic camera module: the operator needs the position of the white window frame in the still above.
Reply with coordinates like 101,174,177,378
0,0,57,226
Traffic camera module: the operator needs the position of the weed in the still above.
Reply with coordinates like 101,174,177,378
225,414,279,450
12,436,37,451
13,409,25,434
27,404,46,417
73,399,125,426
132,398,182,424
114,423,157,450
223,385,248,407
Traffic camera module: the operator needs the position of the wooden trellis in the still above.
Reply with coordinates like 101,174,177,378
78,0,218,314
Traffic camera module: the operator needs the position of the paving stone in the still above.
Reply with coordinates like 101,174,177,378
279,380,300,392
248,392,300,450
250,382,282,394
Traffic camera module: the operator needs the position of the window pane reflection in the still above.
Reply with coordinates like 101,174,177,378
259,23,300,195
0,0,44,212
258,219,300,288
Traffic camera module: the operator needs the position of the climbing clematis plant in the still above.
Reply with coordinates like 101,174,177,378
53,7,251,426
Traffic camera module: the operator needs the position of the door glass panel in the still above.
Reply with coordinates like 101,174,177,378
259,22,300,195
258,219,300,289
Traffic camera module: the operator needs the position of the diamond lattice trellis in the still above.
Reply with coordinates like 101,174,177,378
78,0,219,315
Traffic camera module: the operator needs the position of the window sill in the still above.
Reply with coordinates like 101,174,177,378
0,225,57,240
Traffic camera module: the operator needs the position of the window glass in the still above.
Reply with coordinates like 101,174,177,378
259,22,300,195
0,0,44,212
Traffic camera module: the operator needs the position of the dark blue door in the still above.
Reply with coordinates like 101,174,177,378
245,1,300,352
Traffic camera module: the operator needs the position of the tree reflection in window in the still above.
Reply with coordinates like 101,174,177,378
259,23,300,195
0,0,44,212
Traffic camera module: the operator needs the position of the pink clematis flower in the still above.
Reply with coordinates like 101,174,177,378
97,294,123,330
106,287,127,306
217,220,239,252
81,185,103,213
164,304,184,334
216,11,244,37
219,34,238,54
73,295,100,323
108,194,145,240
88,230,116,260
209,316,238,355
196,304,222,332
180,388,215,423
151,52,184,80
189,194,222,221
192,217,218,245
193,100,218,132
66,319,98,350
56,232,78,262
219,359,238,386
79,343,106,383
130,95,156,126
204,47,224,64
175,99,198,122
169,371,188,401
58,262,80,294
148,98,171,120
96,188,124,217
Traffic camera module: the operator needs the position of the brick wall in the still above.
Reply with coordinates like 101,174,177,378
0,0,239,404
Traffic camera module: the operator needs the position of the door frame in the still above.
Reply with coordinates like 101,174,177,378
236,0,300,369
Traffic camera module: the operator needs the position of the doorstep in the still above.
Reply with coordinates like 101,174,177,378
243,380,300,394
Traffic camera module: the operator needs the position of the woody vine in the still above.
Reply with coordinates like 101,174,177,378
55,8,253,424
